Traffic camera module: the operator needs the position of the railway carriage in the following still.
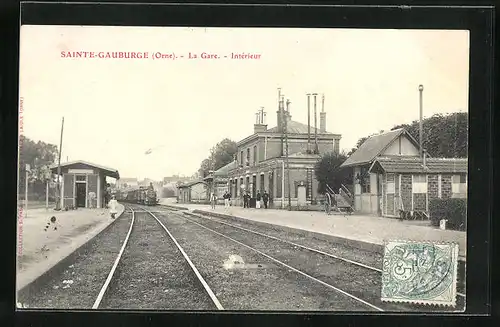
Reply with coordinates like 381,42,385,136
118,186,158,206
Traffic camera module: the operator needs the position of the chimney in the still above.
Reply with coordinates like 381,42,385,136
254,107,268,133
320,94,326,133
276,88,284,132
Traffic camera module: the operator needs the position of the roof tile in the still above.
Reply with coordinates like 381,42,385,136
371,157,467,174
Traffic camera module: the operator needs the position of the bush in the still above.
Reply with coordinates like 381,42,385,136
429,198,467,231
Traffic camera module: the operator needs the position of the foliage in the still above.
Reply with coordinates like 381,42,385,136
18,135,59,199
390,112,467,158
314,151,351,195
161,186,177,198
429,198,467,231
197,138,238,178
348,112,468,158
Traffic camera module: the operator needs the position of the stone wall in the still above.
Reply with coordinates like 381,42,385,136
442,174,452,199
400,174,412,211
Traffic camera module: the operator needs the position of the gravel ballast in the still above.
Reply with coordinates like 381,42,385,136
98,211,217,310
181,211,466,312
154,210,372,311
18,212,133,309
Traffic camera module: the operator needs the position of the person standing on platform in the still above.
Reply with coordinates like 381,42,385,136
211,192,216,209
243,191,248,208
263,190,269,209
223,191,230,208
88,191,96,208
109,195,118,219
256,190,261,209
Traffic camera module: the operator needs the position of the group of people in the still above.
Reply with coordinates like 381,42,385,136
210,190,271,209
243,190,270,209
210,191,232,209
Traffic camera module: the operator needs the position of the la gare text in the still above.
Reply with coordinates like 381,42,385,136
60,51,262,60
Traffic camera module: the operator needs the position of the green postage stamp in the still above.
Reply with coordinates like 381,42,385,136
381,240,459,307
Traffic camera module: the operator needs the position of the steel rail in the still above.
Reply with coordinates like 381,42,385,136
176,213,384,312
142,207,224,310
92,206,135,309
181,210,467,300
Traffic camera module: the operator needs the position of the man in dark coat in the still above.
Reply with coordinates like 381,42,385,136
262,190,269,209
242,192,247,208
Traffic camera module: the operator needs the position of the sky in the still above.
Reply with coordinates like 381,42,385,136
19,26,470,181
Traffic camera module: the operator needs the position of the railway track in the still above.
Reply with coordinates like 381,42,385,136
156,206,465,312
95,206,222,310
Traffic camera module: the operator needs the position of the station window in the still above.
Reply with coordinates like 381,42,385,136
253,145,257,165
76,175,86,182
412,175,427,193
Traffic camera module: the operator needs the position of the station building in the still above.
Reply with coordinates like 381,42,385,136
340,128,468,217
50,160,120,209
227,95,342,208
177,180,208,204
204,161,237,201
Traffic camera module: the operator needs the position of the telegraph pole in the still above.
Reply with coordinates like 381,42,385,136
307,93,311,153
418,85,424,159
56,117,64,210
285,99,291,210
313,93,319,154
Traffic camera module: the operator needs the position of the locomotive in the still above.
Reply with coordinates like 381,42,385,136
116,185,159,206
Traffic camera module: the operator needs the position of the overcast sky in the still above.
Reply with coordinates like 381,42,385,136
19,26,469,181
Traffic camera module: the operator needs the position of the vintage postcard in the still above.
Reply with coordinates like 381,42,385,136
17,25,468,312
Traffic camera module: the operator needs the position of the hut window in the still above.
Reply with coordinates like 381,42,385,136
452,174,467,195
412,175,427,193
76,175,86,182
386,173,395,194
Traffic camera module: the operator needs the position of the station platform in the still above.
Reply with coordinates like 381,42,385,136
16,204,125,291
158,198,466,260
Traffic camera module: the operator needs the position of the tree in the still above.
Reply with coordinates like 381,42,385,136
18,135,59,200
347,136,369,156
197,138,238,178
161,185,177,198
314,151,352,195
390,112,467,158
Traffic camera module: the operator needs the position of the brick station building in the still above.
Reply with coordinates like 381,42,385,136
369,156,468,217
50,160,120,209
340,128,467,217
227,95,342,208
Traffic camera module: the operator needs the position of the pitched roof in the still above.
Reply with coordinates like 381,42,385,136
50,160,120,179
267,120,332,134
120,178,138,182
214,161,237,176
340,128,421,168
178,180,207,188
369,156,468,174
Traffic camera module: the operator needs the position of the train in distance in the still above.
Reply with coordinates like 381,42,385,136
114,183,159,206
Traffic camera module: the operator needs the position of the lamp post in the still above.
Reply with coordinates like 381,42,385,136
55,117,64,211
418,84,424,159
285,98,292,211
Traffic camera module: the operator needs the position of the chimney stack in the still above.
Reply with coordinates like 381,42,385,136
276,88,284,132
320,94,326,133
254,107,267,133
